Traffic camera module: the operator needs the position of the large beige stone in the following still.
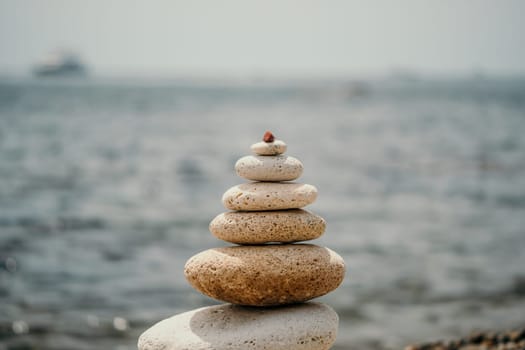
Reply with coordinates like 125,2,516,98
209,209,326,244
251,140,287,156
184,244,345,306
222,182,317,211
137,302,338,350
235,155,303,182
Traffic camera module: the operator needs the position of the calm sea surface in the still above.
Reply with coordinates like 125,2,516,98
1,76,524,349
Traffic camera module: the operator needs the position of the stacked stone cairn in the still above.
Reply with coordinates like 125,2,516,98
138,132,346,350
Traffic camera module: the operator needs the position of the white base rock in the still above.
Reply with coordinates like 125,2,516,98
138,302,338,350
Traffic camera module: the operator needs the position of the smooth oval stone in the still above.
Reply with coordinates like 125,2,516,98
251,140,287,156
184,244,345,306
210,209,326,244
138,302,338,350
222,182,317,211
235,155,303,182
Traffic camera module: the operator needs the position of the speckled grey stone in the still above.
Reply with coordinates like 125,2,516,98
137,302,338,350
251,140,287,156
222,182,317,211
184,244,345,306
235,155,303,182
209,209,325,244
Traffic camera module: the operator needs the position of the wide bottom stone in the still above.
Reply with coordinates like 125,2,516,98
138,302,338,350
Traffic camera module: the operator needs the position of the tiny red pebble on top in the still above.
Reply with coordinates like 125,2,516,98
263,131,275,143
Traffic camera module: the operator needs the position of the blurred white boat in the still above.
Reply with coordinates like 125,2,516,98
33,50,87,77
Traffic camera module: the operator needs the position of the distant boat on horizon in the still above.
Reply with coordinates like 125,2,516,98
32,50,87,78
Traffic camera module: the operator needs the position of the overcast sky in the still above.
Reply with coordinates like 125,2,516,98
1,0,524,77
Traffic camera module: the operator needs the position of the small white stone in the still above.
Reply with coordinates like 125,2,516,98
12,321,29,335
113,317,128,331
138,302,338,350
251,140,287,156
235,155,303,182
222,182,317,211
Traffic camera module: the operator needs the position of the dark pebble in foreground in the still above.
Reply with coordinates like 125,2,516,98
405,328,525,350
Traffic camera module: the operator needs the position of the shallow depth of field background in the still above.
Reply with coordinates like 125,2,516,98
1,1,525,350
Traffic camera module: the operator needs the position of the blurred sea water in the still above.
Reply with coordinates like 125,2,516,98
0,76,524,350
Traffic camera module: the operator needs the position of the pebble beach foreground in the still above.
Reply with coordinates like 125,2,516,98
406,328,525,350
138,132,345,349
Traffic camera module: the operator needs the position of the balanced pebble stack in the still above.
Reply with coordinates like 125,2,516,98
138,132,346,350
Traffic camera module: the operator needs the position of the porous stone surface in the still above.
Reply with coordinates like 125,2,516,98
235,155,303,182
222,182,317,211
184,244,345,306
137,302,338,350
251,140,287,156
209,209,326,244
